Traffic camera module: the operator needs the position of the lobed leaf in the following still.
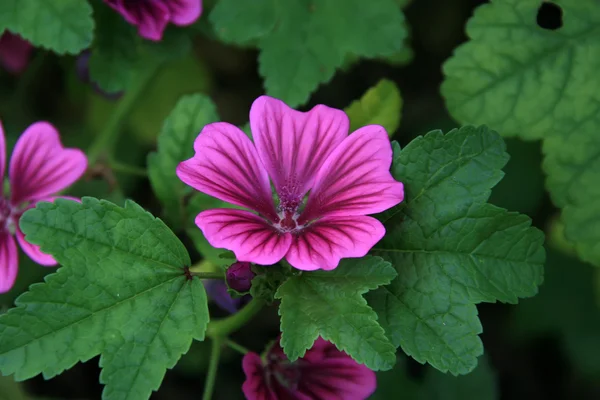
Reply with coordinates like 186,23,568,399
441,0,600,266
367,126,545,375
276,256,397,371
210,0,407,106
0,0,93,54
0,198,209,400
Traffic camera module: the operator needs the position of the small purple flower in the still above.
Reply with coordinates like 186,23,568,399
0,121,87,293
226,262,255,293
0,32,33,74
204,279,251,314
242,337,376,400
104,0,203,41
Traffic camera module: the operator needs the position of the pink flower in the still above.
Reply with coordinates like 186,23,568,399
177,96,404,271
0,32,33,74
0,121,87,293
242,337,376,400
104,0,203,41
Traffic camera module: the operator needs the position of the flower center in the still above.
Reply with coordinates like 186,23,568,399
0,197,17,234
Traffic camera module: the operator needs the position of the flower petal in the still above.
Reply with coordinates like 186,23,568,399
250,96,349,209
242,352,277,400
299,125,404,224
0,232,18,293
105,0,170,41
0,32,33,74
9,122,87,205
15,227,56,266
168,0,202,25
0,120,6,187
286,216,385,271
297,340,377,400
196,209,292,266
177,122,277,221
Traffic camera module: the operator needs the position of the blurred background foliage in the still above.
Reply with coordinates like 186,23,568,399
0,0,598,399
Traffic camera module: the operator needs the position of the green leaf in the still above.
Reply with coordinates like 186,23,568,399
1,198,209,400
512,248,600,377
89,2,192,93
441,0,600,266
275,256,398,371
345,79,402,135
88,4,138,93
0,0,93,54
367,126,545,375
211,0,407,106
148,95,220,230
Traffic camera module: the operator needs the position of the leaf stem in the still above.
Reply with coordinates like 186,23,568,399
109,160,148,177
202,337,223,400
206,298,265,338
190,271,225,280
189,259,215,273
87,64,158,166
225,339,250,355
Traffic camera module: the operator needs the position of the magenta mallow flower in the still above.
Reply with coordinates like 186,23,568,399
242,337,376,400
104,0,203,41
0,121,87,293
177,96,404,271
0,32,33,74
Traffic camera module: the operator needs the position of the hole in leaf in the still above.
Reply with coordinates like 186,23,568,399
536,1,563,30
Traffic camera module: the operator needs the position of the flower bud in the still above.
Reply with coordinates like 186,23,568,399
226,262,255,293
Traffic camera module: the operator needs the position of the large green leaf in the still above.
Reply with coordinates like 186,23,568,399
0,198,209,400
148,95,220,230
276,256,397,371
0,0,93,54
367,126,545,375
210,0,407,106
441,0,600,266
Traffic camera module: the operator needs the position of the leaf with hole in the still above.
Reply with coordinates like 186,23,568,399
441,0,600,266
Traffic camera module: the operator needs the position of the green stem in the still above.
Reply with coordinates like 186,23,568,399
87,64,158,166
109,160,148,177
202,337,223,400
190,271,225,280
225,339,250,355
189,260,215,273
206,298,265,338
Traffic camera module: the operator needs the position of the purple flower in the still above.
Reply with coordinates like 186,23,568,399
204,279,251,314
177,96,404,271
0,32,33,74
104,0,203,41
242,337,376,400
226,262,255,292
0,122,87,293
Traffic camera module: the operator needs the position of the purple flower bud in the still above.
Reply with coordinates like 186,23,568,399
204,279,250,314
226,262,255,293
